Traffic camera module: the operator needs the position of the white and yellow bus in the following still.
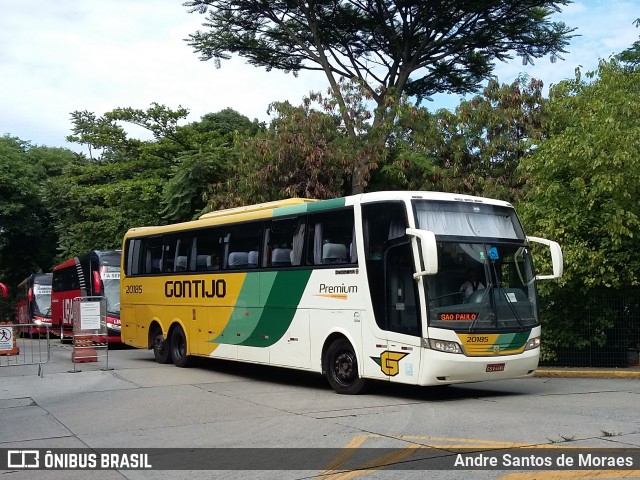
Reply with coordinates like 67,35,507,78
120,191,562,394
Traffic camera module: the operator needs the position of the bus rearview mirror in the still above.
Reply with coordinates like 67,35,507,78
406,228,438,277
527,236,563,280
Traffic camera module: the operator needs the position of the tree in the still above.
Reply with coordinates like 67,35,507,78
58,104,190,256
208,80,394,208
162,109,262,221
0,136,75,287
372,75,549,202
617,18,640,70
185,0,574,192
432,76,548,201
518,59,640,355
61,105,261,253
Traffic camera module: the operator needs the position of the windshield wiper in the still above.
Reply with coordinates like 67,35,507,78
467,283,493,333
490,262,526,331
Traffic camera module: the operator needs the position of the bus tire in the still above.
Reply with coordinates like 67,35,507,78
170,324,192,368
151,328,171,364
324,338,367,395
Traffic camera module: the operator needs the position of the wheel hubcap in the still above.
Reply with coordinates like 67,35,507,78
334,352,355,383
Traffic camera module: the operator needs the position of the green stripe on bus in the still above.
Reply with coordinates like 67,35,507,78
211,272,263,345
211,270,311,347
484,332,529,353
502,331,529,350
273,204,310,217
239,269,312,348
307,197,345,211
273,197,346,217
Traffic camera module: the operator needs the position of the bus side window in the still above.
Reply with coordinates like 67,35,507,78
126,239,143,276
308,208,355,266
143,237,163,274
223,223,262,270
267,218,303,267
190,228,223,271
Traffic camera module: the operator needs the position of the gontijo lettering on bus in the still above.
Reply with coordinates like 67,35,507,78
164,279,227,298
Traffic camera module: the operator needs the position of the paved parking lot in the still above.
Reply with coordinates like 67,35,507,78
1,339,639,479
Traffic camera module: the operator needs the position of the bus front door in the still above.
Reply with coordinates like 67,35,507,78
383,242,421,385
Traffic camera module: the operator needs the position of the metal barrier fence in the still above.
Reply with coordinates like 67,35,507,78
540,288,640,368
0,323,51,377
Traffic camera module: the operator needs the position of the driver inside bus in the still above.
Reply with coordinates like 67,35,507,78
460,269,485,302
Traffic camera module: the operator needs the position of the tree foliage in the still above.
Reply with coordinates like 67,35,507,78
377,76,549,202
162,109,262,221
0,137,75,287
617,18,640,70
57,105,261,256
44,153,169,258
208,80,398,209
519,59,640,353
185,0,574,192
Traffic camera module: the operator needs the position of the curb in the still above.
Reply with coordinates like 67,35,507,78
535,369,640,379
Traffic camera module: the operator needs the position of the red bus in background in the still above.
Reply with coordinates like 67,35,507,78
0,282,7,322
51,250,121,343
15,273,53,336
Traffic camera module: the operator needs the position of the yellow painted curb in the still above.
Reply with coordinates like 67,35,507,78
535,369,640,379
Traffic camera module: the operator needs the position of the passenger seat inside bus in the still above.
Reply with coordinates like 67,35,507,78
322,243,348,264
196,255,211,271
248,251,259,268
175,256,188,272
145,250,162,273
228,252,249,269
271,248,292,267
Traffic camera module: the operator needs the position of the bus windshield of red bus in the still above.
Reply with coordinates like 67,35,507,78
33,282,52,316
100,266,120,316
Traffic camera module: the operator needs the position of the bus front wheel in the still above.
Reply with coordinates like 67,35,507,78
170,325,192,368
324,338,367,395
151,328,171,364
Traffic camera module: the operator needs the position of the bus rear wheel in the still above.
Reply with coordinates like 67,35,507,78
324,338,367,395
151,328,171,364
170,324,192,368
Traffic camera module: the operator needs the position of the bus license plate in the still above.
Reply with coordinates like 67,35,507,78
486,363,505,372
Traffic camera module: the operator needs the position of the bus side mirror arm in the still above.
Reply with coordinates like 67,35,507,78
406,228,438,277
527,236,563,280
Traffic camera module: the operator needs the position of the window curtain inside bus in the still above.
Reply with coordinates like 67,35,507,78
314,223,323,264
362,217,370,257
350,225,357,263
291,224,305,266
264,229,271,267
190,238,198,270
388,219,405,240
223,233,231,269
415,207,518,238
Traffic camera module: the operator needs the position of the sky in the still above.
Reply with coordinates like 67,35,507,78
0,0,638,153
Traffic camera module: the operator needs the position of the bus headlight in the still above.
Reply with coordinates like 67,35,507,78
426,338,463,354
525,336,541,351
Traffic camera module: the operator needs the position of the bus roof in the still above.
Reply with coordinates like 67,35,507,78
53,250,121,271
18,273,52,288
199,198,317,220
123,191,514,239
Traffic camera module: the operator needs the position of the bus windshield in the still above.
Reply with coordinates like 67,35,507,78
413,200,538,331
100,266,121,316
33,283,52,317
